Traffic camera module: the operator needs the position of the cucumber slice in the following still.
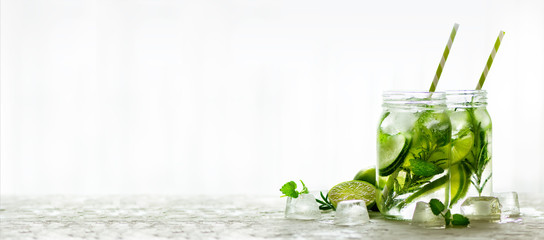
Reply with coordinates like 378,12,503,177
378,134,410,176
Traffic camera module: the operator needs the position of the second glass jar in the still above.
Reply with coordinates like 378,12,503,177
446,90,492,211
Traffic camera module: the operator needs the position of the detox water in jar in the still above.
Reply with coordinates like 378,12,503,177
446,90,492,211
376,91,452,220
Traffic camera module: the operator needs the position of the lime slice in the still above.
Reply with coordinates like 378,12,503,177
353,168,376,186
328,180,377,208
449,163,470,207
378,133,410,176
427,129,474,168
451,130,474,164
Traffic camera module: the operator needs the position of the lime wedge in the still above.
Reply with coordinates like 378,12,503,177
451,130,474,164
328,180,377,208
378,133,410,176
449,163,470,207
353,168,377,186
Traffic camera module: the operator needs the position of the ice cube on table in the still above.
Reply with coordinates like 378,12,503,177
493,192,520,217
284,194,320,220
334,200,369,226
411,201,445,229
461,196,501,221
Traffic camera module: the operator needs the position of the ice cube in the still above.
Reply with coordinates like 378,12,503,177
449,111,470,133
334,200,370,226
474,108,491,129
284,194,320,220
411,201,445,229
380,112,417,135
493,192,520,217
461,196,501,221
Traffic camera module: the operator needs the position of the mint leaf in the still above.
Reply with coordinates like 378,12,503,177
280,180,311,198
280,181,298,198
410,159,444,177
452,214,470,226
300,180,309,194
429,199,445,215
426,199,469,228
444,210,452,226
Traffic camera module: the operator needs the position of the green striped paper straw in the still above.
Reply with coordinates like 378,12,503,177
429,23,460,92
476,31,505,90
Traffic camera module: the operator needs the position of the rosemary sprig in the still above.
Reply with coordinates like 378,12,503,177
465,108,492,196
315,191,335,211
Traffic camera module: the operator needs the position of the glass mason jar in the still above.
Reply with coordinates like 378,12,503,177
376,91,452,220
446,90,492,210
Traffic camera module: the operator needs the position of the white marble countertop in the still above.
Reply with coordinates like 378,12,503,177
1,194,543,239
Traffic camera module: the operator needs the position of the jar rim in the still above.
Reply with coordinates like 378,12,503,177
445,90,488,108
383,90,447,94
445,90,487,95
382,91,447,110
382,91,447,99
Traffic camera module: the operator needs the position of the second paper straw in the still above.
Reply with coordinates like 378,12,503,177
476,31,506,90
429,23,460,92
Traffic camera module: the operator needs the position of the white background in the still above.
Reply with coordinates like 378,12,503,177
1,0,544,195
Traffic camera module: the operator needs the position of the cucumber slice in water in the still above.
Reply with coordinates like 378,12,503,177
378,134,410,176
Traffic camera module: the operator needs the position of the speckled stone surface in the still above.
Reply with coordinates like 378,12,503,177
1,194,543,239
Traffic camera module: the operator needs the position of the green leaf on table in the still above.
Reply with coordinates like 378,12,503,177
452,214,470,226
429,198,445,215
280,180,310,198
425,199,469,228
280,181,299,198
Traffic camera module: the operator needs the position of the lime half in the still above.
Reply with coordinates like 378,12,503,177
328,180,377,208
353,168,377,186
